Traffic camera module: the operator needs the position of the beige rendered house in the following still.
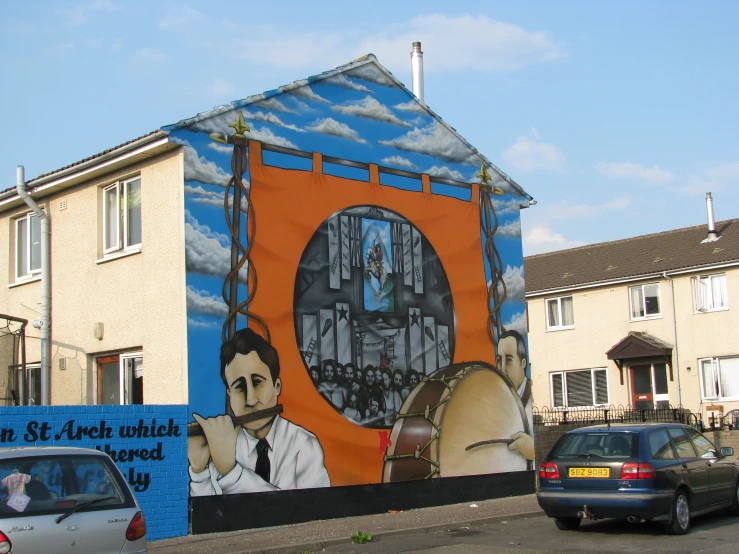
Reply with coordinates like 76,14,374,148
0,132,188,406
525,203,739,423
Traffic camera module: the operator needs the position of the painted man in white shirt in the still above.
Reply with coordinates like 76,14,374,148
188,328,330,496
497,330,534,462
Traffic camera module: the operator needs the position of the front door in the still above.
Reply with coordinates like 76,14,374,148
631,365,653,409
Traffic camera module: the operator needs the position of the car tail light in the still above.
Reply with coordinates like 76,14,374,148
621,462,656,479
125,511,146,542
539,461,560,479
0,530,12,554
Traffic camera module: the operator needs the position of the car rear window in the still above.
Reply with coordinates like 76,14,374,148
648,429,676,459
0,453,135,519
550,431,638,459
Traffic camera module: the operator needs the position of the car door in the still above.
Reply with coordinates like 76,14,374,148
667,426,711,510
685,427,735,505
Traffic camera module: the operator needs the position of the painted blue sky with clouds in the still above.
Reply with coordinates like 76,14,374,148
2,0,737,258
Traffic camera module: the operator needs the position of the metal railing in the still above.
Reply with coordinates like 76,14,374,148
533,404,701,428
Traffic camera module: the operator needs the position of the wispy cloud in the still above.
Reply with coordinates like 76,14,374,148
184,210,247,283
492,198,523,215
208,78,235,97
706,161,739,180
496,219,522,239
504,311,528,334
502,130,565,173
355,14,566,73
134,48,166,63
333,96,410,126
379,122,478,165
596,161,674,185
159,5,204,29
287,83,329,103
675,161,739,195
323,74,371,92
172,137,231,187
523,225,587,256
187,111,298,148
59,0,120,26
498,265,525,301
244,110,304,132
187,286,228,317
425,166,465,181
252,97,297,114
306,118,366,143
394,100,427,115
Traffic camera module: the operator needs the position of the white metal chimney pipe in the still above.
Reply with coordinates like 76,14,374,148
16,165,51,406
411,42,424,104
706,192,718,241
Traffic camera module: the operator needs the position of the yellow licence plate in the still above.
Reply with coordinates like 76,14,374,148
568,467,610,478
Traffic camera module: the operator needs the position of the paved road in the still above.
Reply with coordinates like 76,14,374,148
324,511,739,553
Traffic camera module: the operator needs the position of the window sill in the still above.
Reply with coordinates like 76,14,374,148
546,325,575,332
96,247,142,265
8,275,42,288
693,307,729,314
630,314,663,322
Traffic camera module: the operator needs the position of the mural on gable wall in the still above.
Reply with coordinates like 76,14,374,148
166,55,533,499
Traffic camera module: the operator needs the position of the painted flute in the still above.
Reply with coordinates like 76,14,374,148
187,404,283,437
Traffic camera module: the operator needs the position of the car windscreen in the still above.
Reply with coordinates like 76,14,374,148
0,453,135,519
549,431,638,459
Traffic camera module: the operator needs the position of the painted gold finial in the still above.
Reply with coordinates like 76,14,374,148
229,111,250,137
476,163,505,196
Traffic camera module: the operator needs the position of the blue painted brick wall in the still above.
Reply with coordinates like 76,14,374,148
0,405,189,540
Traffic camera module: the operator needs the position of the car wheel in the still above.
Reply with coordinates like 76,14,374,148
554,517,581,531
727,480,739,516
666,490,690,535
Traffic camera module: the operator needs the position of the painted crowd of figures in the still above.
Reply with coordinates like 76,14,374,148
309,359,419,427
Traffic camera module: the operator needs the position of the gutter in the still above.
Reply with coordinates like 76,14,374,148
16,165,51,406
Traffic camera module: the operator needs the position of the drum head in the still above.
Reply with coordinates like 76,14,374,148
439,366,527,477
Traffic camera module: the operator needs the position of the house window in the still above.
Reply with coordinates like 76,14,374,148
15,212,41,280
546,296,574,330
97,352,143,405
700,356,739,400
103,177,141,255
551,368,608,407
6,363,40,406
693,274,728,312
629,283,661,319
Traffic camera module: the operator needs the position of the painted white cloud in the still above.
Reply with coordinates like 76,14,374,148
286,83,329,103
187,286,228,317
207,142,233,154
172,137,231,187
425,166,465,181
159,5,203,29
306,118,366,143
247,126,298,148
381,156,418,170
504,311,528,335
344,63,396,87
595,162,673,185
394,100,427,115
134,48,166,63
184,211,248,283
244,110,304,132
323,74,371,92
188,112,298,149
379,122,477,165
523,225,586,256
496,219,522,239
355,14,566,73
187,317,219,329
492,198,522,215
333,96,410,127
502,134,565,173
185,184,249,212
498,265,525,301
252,97,297,114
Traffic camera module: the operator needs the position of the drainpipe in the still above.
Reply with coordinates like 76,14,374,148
16,165,51,406
662,272,682,407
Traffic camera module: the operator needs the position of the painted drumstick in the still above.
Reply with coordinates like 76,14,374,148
465,438,514,451
187,404,283,437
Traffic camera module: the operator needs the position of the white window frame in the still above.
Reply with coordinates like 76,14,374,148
629,283,662,321
14,212,42,281
96,351,143,405
102,177,141,256
693,273,729,313
699,356,739,401
545,295,575,331
550,368,609,408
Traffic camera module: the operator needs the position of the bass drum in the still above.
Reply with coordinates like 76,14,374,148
382,361,530,482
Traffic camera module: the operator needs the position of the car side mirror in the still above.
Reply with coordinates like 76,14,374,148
721,447,734,457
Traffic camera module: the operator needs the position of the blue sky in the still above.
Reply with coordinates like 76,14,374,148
1,0,737,256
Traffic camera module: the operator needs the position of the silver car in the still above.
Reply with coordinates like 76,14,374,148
0,446,146,553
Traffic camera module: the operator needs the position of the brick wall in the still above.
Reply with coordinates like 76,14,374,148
0,405,188,540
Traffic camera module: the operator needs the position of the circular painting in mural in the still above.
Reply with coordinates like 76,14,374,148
293,205,455,428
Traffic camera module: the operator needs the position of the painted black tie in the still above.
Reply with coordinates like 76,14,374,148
255,438,271,483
